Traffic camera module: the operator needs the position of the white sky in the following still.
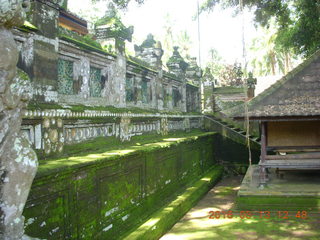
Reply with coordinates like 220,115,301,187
68,0,257,66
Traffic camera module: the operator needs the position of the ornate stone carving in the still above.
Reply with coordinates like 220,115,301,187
134,34,164,68
0,1,38,239
166,46,189,77
119,117,131,142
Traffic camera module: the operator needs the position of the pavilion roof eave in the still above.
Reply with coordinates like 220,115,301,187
234,115,320,122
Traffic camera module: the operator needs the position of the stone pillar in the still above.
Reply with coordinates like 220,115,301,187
107,39,127,107
167,84,173,110
150,76,157,109
0,1,38,239
135,76,142,106
183,117,190,132
180,83,187,112
18,0,61,103
156,70,164,111
119,116,131,142
74,57,90,99
160,117,168,135
106,48,126,107
203,82,214,113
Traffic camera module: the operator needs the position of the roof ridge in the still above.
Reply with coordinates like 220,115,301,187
248,49,320,108
223,49,320,118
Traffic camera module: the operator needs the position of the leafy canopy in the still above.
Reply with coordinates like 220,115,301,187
93,0,145,9
201,0,320,57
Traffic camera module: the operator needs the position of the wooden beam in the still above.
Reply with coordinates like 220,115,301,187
265,152,320,160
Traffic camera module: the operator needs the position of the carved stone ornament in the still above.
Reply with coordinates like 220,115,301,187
0,1,39,239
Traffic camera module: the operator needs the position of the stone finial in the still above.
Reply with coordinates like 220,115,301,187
141,33,156,48
134,34,164,68
166,46,189,75
95,6,134,54
186,57,202,84
246,72,257,87
246,72,257,99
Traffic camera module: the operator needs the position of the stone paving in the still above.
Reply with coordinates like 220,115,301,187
160,176,320,240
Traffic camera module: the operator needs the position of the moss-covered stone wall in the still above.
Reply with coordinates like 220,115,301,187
204,116,261,173
23,132,216,239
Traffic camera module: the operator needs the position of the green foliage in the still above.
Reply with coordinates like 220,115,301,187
93,0,145,9
201,0,320,57
204,48,224,84
276,0,320,57
219,63,243,86
175,30,193,59
248,21,299,76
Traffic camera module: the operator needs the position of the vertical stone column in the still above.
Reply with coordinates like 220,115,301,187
150,76,157,109
167,84,173,110
104,51,126,107
119,116,131,142
0,1,38,239
74,57,90,99
135,76,142,106
107,40,126,107
180,83,187,112
183,117,190,132
156,70,164,111
116,53,126,107
26,0,60,103
160,117,168,135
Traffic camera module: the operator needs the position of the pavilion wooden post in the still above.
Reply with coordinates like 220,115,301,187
259,121,267,186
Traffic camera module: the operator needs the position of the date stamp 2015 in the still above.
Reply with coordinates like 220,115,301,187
208,210,308,220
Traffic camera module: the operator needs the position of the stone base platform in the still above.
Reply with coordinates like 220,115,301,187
237,165,320,211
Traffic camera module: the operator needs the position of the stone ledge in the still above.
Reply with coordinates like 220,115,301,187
37,131,217,178
122,165,223,240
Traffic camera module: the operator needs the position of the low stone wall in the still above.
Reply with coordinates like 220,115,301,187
21,108,203,157
23,132,217,239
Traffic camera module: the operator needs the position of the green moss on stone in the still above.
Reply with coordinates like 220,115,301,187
37,131,215,176
122,165,223,240
17,68,30,81
213,86,245,94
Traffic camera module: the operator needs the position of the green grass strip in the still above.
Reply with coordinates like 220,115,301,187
122,165,223,240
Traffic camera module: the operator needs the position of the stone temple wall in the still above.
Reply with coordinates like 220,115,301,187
11,1,203,157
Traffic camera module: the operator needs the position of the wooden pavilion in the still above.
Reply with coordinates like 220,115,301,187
229,50,320,186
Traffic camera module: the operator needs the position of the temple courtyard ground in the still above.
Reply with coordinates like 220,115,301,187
160,175,320,240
